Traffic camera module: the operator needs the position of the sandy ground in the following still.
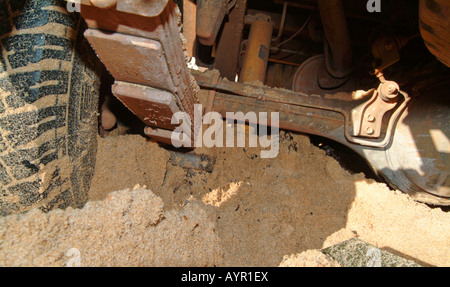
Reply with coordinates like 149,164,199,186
1,132,449,266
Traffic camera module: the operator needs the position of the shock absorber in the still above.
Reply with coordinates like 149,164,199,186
239,14,273,83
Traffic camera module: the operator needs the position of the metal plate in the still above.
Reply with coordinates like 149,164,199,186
112,81,189,131
85,30,176,93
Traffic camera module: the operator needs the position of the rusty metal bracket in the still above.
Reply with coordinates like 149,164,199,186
347,87,410,147
193,70,409,148
352,92,397,138
352,81,401,139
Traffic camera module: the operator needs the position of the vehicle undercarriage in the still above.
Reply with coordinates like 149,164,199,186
75,0,449,205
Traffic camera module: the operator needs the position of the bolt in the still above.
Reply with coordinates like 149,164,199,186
387,83,398,95
367,115,376,122
380,81,400,101
366,127,374,135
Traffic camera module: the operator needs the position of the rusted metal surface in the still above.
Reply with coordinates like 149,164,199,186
419,0,450,67
204,70,221,115
76,0,169,17
81,0,199,146
239,14,273,83
379,81,400,101
211,90,345,140
292,55,356,96
194,69,358,120
85,30,176,92
265,64,284,88
183,0,197,58
89,0,116,9
317,0,352,79
351,81,401,139
81,1,199,122
196,0,235,46
115,0,170,18
194,70,409,148
112,81,183,130
291,0,354,95
214,0,247,80
265,63,297,89
144,126,192,147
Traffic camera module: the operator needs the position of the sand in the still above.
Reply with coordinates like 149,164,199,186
1,132,449,267
0,187,222,266
279,250,341,267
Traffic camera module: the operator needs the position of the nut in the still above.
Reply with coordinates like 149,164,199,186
380,81,400,101
387,84,398,94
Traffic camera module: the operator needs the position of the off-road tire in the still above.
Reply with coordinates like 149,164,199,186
0,0,101,215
